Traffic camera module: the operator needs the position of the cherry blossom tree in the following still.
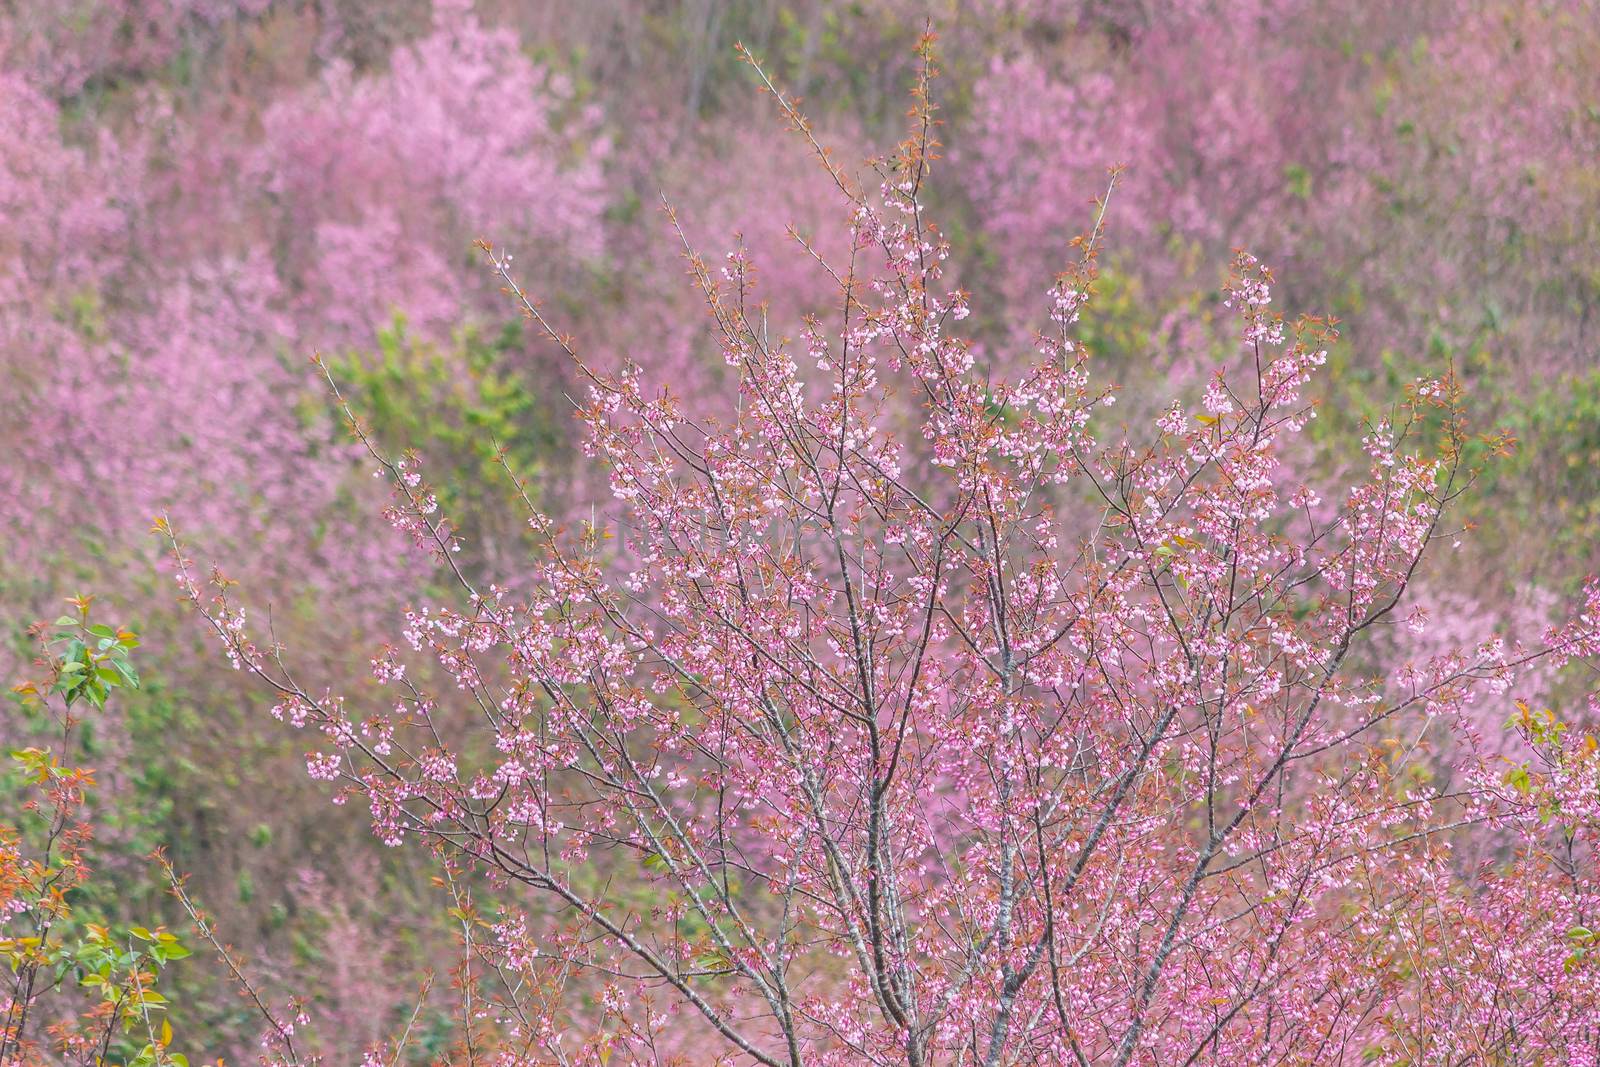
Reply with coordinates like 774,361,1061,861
163,42,1600,1066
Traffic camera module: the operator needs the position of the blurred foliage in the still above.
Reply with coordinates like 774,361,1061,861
324,315,561,561
3,604,198,1067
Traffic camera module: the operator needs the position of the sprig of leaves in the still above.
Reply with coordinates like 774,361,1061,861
47,593,141,710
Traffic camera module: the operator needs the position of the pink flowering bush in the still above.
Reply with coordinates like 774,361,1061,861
1,3,609,1053
251,0,607,347
963,0,1600,380
963,0,1383,326
162,47,1600,1064
0,0,606,619
0,0,276,98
